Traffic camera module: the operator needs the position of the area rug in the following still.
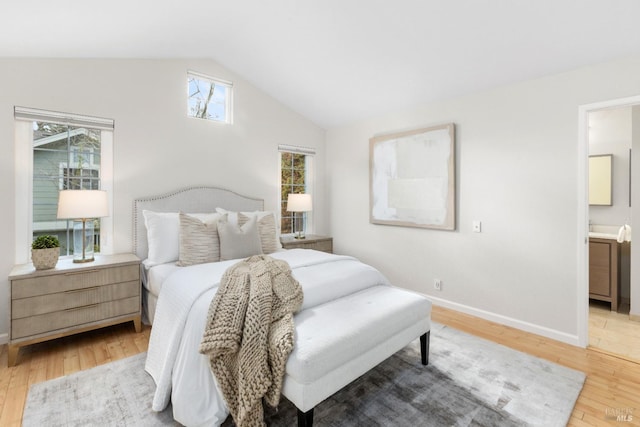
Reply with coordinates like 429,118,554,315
23,323,585,427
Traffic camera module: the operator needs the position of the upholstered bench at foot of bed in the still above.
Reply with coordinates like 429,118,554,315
282,285,432,427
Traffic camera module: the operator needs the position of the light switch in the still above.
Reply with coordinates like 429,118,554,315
473,220,482,233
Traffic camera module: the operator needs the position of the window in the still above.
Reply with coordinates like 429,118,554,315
187,71,233,123
14,107,114,263
32,123,104,256
279,144,315,234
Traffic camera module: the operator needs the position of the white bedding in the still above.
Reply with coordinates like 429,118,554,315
145,249,392,426
142,262,180,296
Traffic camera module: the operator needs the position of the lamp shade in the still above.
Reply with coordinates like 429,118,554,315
57,190,109,219
287,193,312,212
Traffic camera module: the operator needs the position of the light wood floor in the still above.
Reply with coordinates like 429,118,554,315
1,307,638,426
589,300,640,363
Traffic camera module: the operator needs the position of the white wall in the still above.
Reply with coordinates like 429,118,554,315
0,59,326,342
326,56,640,344
588,107,632,226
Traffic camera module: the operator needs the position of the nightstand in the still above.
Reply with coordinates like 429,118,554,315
280,235,333,253
8,253,141,366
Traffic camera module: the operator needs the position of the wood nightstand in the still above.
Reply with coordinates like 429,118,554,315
8,253,142,366
280,235,333,253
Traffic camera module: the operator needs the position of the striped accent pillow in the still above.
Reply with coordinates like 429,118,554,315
238,212,279,254
176,212,221,266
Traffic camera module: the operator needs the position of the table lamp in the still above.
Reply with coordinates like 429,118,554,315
287,193,312,239
57,190,108,263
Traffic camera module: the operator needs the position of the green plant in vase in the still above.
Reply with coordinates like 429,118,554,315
31,235,60,270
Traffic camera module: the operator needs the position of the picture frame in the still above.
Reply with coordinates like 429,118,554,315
369,123,456,230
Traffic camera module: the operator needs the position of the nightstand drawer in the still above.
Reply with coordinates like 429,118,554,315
11,296,140,340
285,240,333,252
307,240,332,252
12,264,139,299
12,280,139,319
280,235,333,253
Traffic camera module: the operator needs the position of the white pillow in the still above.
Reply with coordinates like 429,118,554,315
216,208,239,224
216,208,283,250
143,210,220,266
143,211,180,266
217,215,263,261
177,212,221,266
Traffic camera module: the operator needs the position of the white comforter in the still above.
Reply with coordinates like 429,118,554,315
145,249,391,426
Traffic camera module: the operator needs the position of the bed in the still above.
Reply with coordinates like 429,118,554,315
133,186,264,324
134,186,432,426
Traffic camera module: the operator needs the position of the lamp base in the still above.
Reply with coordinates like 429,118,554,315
294,235,306,240
72,219,95,263
293,212,306,240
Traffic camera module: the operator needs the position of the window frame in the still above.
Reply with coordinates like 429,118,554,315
14,107,114,264
187,70,234,124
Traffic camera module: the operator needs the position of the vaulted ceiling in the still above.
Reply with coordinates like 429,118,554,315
2,1,639,128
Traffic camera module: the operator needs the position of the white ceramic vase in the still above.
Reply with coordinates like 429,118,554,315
31,247,60,270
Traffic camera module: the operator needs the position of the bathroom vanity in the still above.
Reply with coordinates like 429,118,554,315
589,237,621,311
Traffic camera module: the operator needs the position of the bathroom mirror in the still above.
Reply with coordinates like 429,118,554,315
589,154,613,206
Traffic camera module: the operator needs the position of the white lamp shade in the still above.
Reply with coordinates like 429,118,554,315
57,190,109,219
287,193,312,212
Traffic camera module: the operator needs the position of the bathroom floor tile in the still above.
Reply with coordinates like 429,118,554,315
589,300,640,363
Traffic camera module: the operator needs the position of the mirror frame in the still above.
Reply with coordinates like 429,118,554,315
589,154,613,206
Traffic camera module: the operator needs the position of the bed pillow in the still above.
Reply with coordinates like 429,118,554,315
176,212,221,266
218,214,263,261
216,208,283,250
143,210,180,266
238,212,279,254
143,210,220,266
216,207,239,224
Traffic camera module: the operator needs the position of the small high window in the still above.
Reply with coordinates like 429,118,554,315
187,71,233,123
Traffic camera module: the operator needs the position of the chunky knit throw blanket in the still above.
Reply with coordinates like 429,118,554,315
199,255,303,427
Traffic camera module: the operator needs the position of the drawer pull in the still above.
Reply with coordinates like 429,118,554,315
64,286,100,294
64,303,99,312
65,269,100,276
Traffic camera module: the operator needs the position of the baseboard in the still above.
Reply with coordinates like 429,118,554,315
426,295,581,347
630,313,640,322
0,333,8,346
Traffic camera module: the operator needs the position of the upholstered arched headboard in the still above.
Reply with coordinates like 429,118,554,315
133,186,264,261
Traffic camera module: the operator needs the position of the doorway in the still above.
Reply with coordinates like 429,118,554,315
579,96,640,360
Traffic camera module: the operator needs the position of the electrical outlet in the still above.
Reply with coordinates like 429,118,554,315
434,279,442,291
473,220,482,233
